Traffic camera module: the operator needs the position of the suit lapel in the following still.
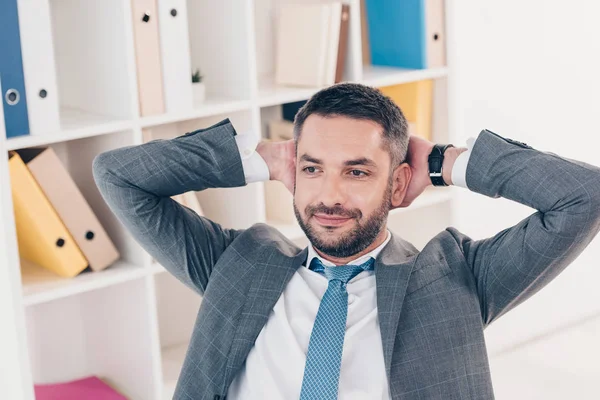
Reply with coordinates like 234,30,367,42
223,243,307,388
374,233,418,386
223,231,417,391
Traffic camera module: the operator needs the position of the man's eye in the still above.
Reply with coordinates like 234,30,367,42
303,166,318,174
351,170,367,177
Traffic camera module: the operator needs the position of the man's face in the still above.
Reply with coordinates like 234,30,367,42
293,114,397,258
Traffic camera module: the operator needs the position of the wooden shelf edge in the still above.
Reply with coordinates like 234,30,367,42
21,260,150,307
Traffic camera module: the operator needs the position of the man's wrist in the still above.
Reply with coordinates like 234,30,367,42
256,140,286,181
441,147,468,186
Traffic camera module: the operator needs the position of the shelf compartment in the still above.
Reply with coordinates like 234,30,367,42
253,0,362,97
25,278,157,399
186,0,253,104
8,129,151,307
48,0,136,132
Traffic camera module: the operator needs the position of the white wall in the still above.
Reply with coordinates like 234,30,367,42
447,0,600,354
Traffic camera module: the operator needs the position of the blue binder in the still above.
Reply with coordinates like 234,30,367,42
0,0,30,138
365,0,429,69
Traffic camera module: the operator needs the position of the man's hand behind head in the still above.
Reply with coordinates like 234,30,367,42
257,139,296,194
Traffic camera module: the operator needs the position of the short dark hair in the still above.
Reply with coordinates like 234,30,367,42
293,82,409,170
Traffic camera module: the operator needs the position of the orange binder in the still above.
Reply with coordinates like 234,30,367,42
8,151,88,278
16,147,120,272
131,0,166,116
378,79,433,141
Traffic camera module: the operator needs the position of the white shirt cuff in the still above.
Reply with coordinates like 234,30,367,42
235,132,270,183
450,131,481,189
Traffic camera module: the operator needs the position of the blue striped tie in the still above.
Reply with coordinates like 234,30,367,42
299,256,376,400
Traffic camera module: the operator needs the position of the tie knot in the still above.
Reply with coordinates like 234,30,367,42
309,257,375,284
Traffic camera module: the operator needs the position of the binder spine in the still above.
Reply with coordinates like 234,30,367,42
365,0,426,69
17,0,61,136
0,0,30,138
157,0,194,112
131,0,166,116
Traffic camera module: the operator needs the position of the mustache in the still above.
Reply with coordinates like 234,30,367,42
307,204,361,219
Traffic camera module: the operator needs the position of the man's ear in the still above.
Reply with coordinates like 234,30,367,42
390,163,411,208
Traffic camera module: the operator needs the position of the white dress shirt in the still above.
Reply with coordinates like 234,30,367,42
226,131,478,399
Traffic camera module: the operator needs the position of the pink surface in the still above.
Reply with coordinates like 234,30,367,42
34,376,127,400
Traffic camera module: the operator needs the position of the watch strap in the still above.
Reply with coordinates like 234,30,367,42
428,144,455,186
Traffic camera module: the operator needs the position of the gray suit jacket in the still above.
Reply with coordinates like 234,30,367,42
93,119,600,400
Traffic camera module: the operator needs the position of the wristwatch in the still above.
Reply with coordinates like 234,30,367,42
428,144,455,186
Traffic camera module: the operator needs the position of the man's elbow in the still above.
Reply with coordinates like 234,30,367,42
92,151,115,184
574,174,600,237
92,151,119,198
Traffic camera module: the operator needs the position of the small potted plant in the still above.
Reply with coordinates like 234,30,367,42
191,68,205,104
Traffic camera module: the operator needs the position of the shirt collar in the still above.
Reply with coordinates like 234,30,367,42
305,229,392,268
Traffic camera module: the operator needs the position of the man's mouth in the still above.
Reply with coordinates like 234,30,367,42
313,214,352,226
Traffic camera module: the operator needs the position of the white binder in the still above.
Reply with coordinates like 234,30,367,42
157,0,193,112
17,0,61,135
323,3,342,86
275,3,332,87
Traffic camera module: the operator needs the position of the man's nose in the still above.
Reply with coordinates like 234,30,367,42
319,176,347,208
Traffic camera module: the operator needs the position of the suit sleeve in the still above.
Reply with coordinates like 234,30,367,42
92,118,248,295
447,129,600,327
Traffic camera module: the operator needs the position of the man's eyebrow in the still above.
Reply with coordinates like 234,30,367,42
344,157,377,168
299,154,322,164
299,154,378,168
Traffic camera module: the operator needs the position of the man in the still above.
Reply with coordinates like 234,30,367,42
93,83,600,399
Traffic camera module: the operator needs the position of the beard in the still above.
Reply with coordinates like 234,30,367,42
293,176,393,259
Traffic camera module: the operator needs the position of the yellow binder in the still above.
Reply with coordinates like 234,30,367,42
378,79,433,141
8,151,88,278
16,147,120,272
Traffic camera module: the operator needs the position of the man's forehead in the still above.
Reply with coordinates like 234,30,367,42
298,124,387,168
299,116,383,147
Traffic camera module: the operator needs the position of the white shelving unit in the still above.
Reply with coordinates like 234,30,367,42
0,0,456,398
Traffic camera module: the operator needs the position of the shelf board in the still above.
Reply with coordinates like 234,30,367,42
257,78,322,108
20,259,149,307
140,97,252,128
6,107,133,151
257,67,448,108
161,342,188,400
361,65,449,88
